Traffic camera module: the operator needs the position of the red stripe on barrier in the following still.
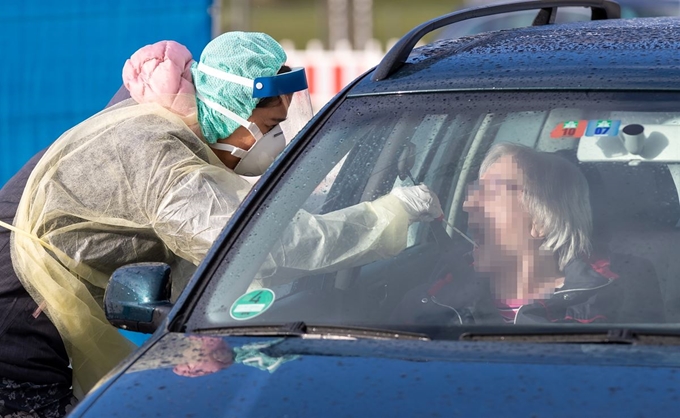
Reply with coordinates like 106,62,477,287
334,65,343,93
307,66,316,95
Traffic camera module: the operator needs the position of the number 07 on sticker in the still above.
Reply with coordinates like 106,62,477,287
585,120,621,136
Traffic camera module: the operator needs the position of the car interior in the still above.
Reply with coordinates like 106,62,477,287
200,92,680,330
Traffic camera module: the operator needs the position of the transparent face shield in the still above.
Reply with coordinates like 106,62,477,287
251,67,314,170
196,64,313,176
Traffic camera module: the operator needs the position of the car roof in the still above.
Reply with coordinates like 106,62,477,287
349,17,680,95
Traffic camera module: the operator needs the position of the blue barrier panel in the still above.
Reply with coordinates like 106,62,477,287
119,329,152,347
0,1,212,185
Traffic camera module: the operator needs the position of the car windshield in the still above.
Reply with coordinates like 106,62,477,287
187,90,680,335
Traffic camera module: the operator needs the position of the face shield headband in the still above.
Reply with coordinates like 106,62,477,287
196,64,311,176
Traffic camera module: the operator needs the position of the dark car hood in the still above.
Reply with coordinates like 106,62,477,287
72,333,680,417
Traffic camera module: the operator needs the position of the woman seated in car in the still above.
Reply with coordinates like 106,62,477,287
392,143,622,325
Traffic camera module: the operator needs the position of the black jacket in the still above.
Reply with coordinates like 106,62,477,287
0,148,70,385
391,248,626,327
0,86,131,385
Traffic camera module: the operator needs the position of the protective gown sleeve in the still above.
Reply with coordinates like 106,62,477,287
254,194,411,287
144,136,252,266
142,129,410,280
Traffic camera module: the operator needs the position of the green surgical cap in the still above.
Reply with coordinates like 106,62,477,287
191,32,287,144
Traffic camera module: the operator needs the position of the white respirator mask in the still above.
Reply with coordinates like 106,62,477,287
196,63,313,176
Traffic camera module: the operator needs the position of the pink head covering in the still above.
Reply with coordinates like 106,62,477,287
122,40,197,117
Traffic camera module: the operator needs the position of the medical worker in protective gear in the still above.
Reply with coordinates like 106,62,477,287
7,32,442,402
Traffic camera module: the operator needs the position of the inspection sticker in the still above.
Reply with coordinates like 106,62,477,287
585,119,621,137
230,289,276,320
550,120,588,138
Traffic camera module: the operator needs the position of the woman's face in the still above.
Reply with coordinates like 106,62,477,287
463,154,534,275
212,98,289,169
239,100,290,148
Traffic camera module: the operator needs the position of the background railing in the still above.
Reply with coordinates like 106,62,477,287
281,38,399,111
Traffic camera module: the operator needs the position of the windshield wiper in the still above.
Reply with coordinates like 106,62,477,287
194,324,680,345
195,321,430,341
459,328,680,345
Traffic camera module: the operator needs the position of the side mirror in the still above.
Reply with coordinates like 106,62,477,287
105,262,174,334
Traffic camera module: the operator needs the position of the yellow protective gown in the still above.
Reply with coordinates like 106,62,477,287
10,99,411,397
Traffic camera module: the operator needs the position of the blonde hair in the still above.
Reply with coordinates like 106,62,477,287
480,143,592,269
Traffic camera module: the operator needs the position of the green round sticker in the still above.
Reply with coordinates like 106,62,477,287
229,289,276,320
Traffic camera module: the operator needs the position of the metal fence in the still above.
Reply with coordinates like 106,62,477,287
281,38,396,112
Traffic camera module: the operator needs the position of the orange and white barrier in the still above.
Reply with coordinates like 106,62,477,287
281,38,398,112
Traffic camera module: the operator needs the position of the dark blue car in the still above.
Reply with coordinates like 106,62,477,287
69,1,680,416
